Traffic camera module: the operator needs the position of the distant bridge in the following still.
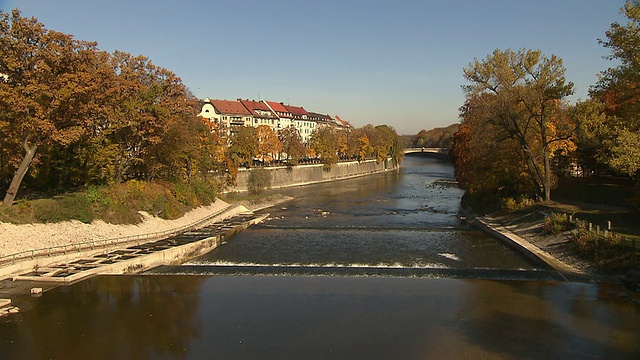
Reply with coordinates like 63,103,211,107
403,147,450,156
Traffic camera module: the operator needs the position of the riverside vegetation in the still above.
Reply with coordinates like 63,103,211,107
453,1,640,277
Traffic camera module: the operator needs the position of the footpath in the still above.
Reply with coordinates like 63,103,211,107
475,215,590,282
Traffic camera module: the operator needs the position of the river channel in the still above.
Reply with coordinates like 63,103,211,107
1,155,639,359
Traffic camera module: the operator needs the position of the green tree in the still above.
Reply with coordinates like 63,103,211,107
590,0,640,179
571,99,609,175
462,48,575,201
247,168,271,195
278,126,305,165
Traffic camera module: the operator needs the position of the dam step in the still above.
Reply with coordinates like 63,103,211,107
146,264,566,281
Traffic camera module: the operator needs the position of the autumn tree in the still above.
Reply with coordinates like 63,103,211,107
411,124,459,148
462,48,575,202
359,124,401,165
336,130,349,160
590,0,640,179
228,126,258,168
348,128,372,162
0,10,102,206
372,125,401,165
278,126,305,165
309,126,340,169
255,125,282,164
454,93,533,204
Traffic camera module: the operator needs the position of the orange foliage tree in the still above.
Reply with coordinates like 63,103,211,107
461,48,575,201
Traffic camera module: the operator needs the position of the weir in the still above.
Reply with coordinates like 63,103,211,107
149,263,564,281
173,156,548,280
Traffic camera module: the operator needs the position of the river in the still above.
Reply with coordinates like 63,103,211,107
1,155,639,359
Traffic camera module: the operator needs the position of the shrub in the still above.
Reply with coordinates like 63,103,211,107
570,220,632,270
0,201,35,224
85,186,110,207
248,168,271,195
172,180,198,206
0,177,222,225
190,176,219,205
501,195,535,213
543,212,574,235
33,194,93,223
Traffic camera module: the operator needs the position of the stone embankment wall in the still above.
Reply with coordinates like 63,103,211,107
234,159,397,192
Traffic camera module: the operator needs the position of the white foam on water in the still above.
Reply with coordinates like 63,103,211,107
183,260,450,269
438,253,460,261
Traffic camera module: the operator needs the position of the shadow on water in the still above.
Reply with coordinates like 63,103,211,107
2,276,639,359
0,276,206,359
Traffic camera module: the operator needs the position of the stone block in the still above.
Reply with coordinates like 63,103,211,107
0,299,11,308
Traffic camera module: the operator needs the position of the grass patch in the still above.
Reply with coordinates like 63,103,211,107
549,175,640,240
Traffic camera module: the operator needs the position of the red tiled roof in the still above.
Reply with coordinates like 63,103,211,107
335,115,351,128
210,99,251,115
265,101,290,114
239,99,276,117
284,104,309,117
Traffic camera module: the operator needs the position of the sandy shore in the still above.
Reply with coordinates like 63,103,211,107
0,199,237,259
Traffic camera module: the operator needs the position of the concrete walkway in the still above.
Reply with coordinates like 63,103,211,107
475,216,590,282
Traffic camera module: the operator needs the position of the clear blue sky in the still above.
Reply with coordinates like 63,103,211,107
1,0,628,135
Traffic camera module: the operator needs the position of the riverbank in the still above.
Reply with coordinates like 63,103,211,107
477,208,640,291
0,195,293,262
0,199,233,259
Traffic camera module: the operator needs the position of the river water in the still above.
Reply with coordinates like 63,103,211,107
1,155,639,359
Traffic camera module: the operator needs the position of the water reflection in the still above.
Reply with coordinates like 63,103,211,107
2,276,639,359
1,276,205,359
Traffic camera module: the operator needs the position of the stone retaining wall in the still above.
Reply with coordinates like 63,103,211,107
234,159,397,192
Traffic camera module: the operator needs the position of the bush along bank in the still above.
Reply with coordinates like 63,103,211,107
0,176,223,225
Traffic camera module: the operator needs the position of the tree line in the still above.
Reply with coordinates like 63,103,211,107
453,0,640,212
0,9,401,207
225,122,400,179
405,124,459,149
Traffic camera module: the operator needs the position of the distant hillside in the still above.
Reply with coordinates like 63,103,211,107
406,124,459,148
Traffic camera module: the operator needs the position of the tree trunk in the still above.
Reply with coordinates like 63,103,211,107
2,135,38,207
543,153,552,202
